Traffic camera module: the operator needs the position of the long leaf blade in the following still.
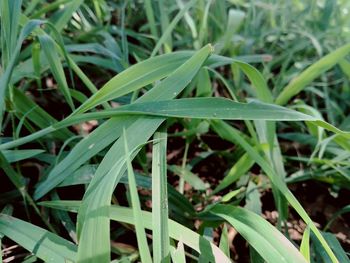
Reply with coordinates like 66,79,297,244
0,214,77,262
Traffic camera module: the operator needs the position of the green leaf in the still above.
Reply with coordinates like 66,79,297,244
2,149,44,163
49,0,84,32
276,43,350,105
219,224,230,258
210,120,338,262
60,98,319,126
11,88,73,140
0,214,77,262
38,34,74,110
213,152,254,194
300,226,310,262
170,241,186,263
74,52,196,114
151,0,197,57
211,205,307,263
123,130,152,263
311,231,350,263
152,127,170,263
168,165,208,191
39,201,231,263
0,19,43,125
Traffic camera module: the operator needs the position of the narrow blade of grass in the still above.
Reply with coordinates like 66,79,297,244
276,43,350,105
151,0,197,57
39,201,231,263
300,226,310,262
123,130,152,263
210,120,338,262
49,0,84,32
2,149,44,163
74,52,194,114
213,152,254,194
219,224,230,258
38,34,74,110
0,19,42,128
144,0,158,38
0,214,77,262
170,241,186,263
152,126,170,263
211,205,307,263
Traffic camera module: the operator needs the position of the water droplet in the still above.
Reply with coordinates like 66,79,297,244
88,143,95,149
213,113,217,117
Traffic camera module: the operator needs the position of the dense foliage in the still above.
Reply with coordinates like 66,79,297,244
0,0,349,262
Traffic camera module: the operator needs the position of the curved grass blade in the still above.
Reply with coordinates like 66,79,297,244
58,168,196,219
49,0,84,32
4,96,350,155
211,205,307,263
123,131,152,263
74,52,195,114
213,152,254,195
276,43,350,105
151,0,197,57
11,88,73,140
39,202,231,263
0,214,77,262
0,19,43,127
38,34,74,110
33,116,137,200
324,205,350,231
66,98,318,123
210,120,338,262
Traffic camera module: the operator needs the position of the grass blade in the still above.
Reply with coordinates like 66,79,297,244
2,149,44,163
151,0,197,57
38,34,74,110
211,205,307,263
300,226,310,262
210,120,338,262
39,201,231,263
0,19,42,128
123,130,152,263
170,241,186,263
74,52,193,114
0,214,77,262
152,127,170,263
219,224,230,258
144,0,158,38
76,98,317,121
276,43,350,105
213,152,254,194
